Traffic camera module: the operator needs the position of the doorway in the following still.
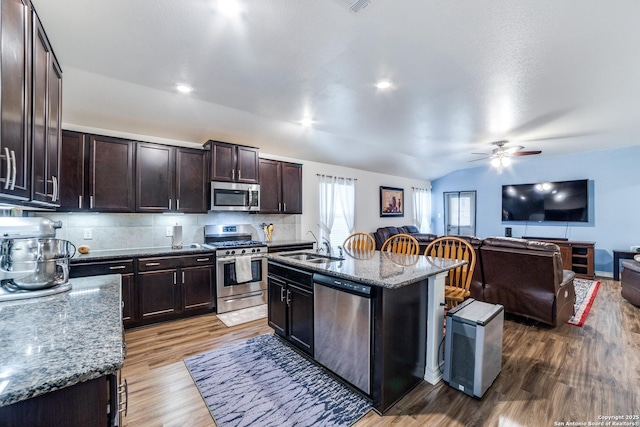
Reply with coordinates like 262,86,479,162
444,191,476,236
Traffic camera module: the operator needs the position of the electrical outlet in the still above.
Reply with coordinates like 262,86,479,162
83,228,92,240
166,226,173,237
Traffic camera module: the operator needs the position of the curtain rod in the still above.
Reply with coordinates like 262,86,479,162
412,186,432,190
316,174,357,180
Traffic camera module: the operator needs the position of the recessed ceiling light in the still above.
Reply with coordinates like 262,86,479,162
375,80,393,89
300,117,314,127
218,0,242,16
176,84,192,94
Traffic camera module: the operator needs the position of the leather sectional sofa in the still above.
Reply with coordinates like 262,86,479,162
372,225,437,252
370,227,576,327
621,260,640,306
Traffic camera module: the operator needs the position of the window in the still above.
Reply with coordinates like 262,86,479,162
412,187,432,233
318,175,355,249
444,191,476,236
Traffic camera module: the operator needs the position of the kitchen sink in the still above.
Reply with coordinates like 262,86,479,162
279,252,343,262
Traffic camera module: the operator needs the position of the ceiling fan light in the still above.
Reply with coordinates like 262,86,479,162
491,157,501,168
502,157,511,166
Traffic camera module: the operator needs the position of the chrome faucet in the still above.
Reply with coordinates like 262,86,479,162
322,238,331,255
307,230,319,252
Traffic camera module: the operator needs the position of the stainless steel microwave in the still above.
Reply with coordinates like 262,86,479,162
210,181,260,212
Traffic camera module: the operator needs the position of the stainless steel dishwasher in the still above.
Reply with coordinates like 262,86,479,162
313,273,373,395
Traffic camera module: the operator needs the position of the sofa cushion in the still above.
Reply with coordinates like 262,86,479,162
483,236,559,252
400,225,420,234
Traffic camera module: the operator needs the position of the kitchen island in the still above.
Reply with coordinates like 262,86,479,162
267,249,466,413
0,274,125,426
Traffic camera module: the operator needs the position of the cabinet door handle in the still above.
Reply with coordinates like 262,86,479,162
238,170,241,180
109,266,127,270
79,195,83,209
232,169,235,180
196,258,210,262
10,150,16,190
52,176,58,201
90,195,94,209
168,198,172,210
176,199,180,211
173,272,177,285
118,378,128,416
280,287,286,302
283,202,286,212
286,289,291,306
145,262,160,267
2,147,10,189
182,271,185,284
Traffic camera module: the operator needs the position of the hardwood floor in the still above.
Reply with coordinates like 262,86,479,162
121,279,640,426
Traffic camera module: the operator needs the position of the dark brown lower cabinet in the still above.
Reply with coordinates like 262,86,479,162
0,375,115,427
69,259,136,327
70,253,214,328
137,254,215,324
267,261,313,354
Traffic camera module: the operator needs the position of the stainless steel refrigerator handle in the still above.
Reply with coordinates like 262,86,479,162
10,150,16,190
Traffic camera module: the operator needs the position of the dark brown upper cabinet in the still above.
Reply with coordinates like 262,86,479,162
136,143,207,213
30,8,62,207
175,147,208,213
0,0,31,203
58,130,86,210
88,135,135,212
204,140,259,184
60,131,137,212
259,158,302,214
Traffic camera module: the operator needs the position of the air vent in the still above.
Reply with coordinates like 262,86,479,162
332,0,373,14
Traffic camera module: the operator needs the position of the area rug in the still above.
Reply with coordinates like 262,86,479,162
567,278,601,326
184,334,372,427
216,304,267,327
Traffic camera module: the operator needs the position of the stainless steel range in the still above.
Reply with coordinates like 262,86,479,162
203,224,267,314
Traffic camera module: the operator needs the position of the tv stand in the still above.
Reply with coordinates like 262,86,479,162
525,238,595,279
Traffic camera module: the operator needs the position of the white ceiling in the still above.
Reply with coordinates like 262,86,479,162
34,0,640,180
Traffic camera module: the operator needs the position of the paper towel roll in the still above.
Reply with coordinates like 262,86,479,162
172,225,183,249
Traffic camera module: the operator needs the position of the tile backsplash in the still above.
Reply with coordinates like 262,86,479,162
31,212,300,251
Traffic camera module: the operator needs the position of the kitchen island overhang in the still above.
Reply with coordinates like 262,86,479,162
267,250,466,414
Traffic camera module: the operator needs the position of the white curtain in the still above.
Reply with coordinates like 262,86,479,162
336,177,355,234
318,175,337,244
413,187,432,233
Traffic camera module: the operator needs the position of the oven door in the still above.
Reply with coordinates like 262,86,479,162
216,254,267,298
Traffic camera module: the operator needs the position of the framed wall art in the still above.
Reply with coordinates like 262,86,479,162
380,186,404,217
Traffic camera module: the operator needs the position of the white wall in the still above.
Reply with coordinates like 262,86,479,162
259,152,432,239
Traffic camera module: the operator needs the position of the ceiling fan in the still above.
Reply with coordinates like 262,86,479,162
470,140,542,169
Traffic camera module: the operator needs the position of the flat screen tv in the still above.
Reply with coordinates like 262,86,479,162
502,179,589,222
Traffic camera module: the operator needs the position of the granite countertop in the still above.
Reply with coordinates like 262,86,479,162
0,275,125,407
71,245,214,262
267,249,466,289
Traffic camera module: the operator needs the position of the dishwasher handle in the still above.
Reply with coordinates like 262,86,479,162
312,273,373,297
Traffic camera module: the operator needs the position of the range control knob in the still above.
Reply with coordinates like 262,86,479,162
231,250,236,255
241,249,246,254
225,250,231,255
256,248,261,252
